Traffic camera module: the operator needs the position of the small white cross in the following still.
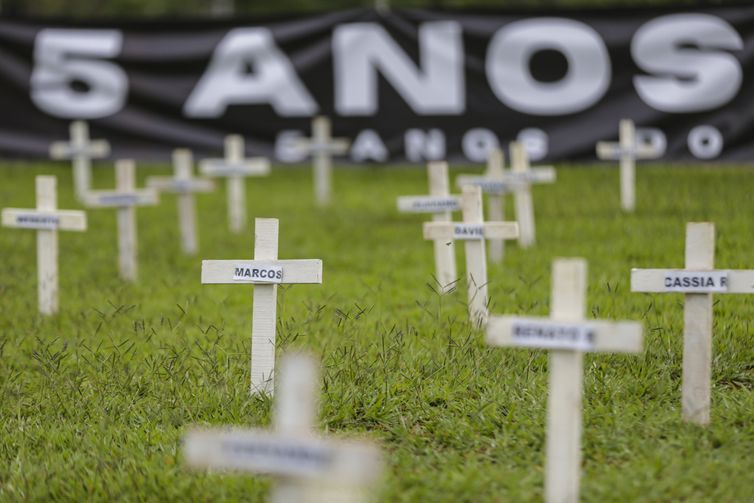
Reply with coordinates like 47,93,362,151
596,119,662,212
201,218,323,395
631,222,754,425
2,176,87,315
184,353,383,503
397,161,460,290
147,149,215,255
82,160,159,281
200,135,270,233
49,120,110,199
423,186,518,326
487,258,643,503
295,117,349,207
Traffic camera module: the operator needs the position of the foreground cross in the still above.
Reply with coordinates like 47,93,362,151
396,161,460,290
147,149,215,255
295,117,349,207
596,119,661,212
1,176,86,315
82,160,159,281
200,135,270,233
631,222,754,425
49,120,110,199
201,218,323,395
423,186,518,327
487,258,643,503
184,353,383,502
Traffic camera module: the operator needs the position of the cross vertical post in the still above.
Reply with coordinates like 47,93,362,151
295,117,350,207
682,223,714,424
49,120,110,199
619,119,636,212
510,142,536,248
116,160,138,281
428,162,458,289
485,148,506,263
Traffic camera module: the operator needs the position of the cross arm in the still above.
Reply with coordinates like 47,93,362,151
486,315,643,353
396,195,460,213
199,158,270,177
455,175,510,194
423,221,519,240
631,268,754,294
146,177,215,193
201,259,323,284
49,140,110,159
596,142,660,160
183,428,382,485
293,138,350,155
506,167,556,184
82,190,159,208
2,208,87,231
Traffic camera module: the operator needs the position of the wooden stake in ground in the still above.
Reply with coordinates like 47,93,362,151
596,119,661,212
201,218,323,395
631,222,754,425
295,116,349,207
487,258,643,503
199,135,270,233
82,160,158,281
1,176,86,315
49,120,110,199
147,149,215,255
397,161,460,290
184,353,383,503
423,186,518,327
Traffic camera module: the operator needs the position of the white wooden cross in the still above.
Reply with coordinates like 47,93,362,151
201,218,323,395
423,186,518,327
596,119,662,212
82,160,159,281
457,144,555,252
184,353,383,503
295,116,350,207
49,120,110,199
199,135,270,233
1,176,86,315
396,161,459,290
631,222,754,425
487,258,643,503
147,149,215,255
456,149,508,263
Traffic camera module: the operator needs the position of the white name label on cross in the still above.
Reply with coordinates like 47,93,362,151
1,176,87,315
595,119,662,212
83,160,159,281
295,116,350,206
147,149,215,254
49,121,110,199
201,218,323,395
630,222,754,425
424,186,518,326
397,162,459,291
184,353,383,502
487,259,642,503
199,135,270,233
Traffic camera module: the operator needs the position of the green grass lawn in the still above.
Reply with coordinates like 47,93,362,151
0,161,752,502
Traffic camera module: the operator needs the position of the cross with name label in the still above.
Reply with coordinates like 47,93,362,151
631,222,754,425
295,116,349,207
200,135,270,233
201,218,323,395
457,143,555,252
397,161,460,290
2,176,87,315
184,353,383,502
596,119,662,212
423,186,518,327
82,160,159,281
147,149,215,255
456,149,507,263
49,120,110,199
487,258,643,503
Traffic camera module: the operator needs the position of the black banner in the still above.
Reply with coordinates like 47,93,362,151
1,6,754,163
